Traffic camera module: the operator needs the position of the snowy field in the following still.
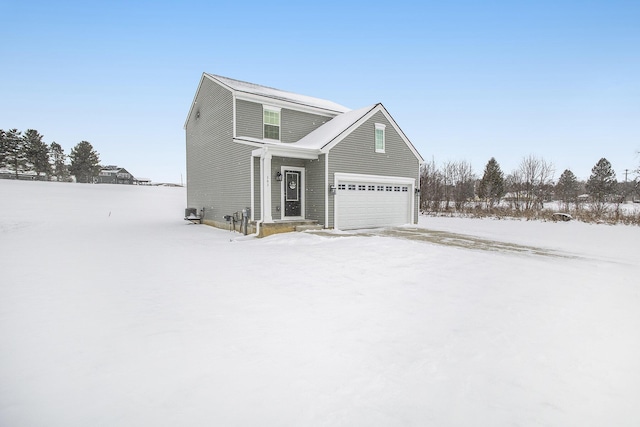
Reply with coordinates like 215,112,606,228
1,180,639,426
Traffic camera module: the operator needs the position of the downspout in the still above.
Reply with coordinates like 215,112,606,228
253,148,266,237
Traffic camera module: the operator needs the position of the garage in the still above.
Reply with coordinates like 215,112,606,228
334,174,415,230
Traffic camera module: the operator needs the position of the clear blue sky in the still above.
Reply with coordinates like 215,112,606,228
1,0,638,183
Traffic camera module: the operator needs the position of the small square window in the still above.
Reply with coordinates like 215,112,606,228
377,186,384,191
394,186,400,192
348,184,356,191
402,186,408,192
368,185,375,191
386,186,392,191
358,185,366,191
338,184,346,190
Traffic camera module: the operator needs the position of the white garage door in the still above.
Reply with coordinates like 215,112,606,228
335,175,413,230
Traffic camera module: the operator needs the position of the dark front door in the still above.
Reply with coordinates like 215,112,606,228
284,170,301,217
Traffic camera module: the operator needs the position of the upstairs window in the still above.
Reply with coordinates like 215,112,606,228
263,106,281,140
375,123,386,153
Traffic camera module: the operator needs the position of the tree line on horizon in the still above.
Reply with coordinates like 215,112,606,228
0,128,101,183
420,155,640,224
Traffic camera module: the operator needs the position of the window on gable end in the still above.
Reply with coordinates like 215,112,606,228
263,106,281,140
375,123,386,153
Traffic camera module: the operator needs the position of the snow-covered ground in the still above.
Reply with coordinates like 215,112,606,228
1,180,639,426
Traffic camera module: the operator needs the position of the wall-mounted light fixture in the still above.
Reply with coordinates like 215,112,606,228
275,171,283,182
329,184,336,195
415,188,421,196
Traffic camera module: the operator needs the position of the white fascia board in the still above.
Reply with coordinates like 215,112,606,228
320,104,380,153
183,73,208,130
235,92,342,118
334,172,416,186
322,104,424,164
377,105,424,163
250,144,320,160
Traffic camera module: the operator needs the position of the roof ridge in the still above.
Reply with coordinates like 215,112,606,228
204,72,350,113
206,73,287,94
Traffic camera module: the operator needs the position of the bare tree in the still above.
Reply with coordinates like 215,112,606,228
419,160,444,212
505,170,524,210
518,154,555,210
442,161,456,211
452,160,475,211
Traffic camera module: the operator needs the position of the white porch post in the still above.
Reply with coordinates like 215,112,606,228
250,155,255,221
262,150,273,223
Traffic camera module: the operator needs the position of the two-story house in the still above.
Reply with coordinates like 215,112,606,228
185,73,423,236
97,166,134,185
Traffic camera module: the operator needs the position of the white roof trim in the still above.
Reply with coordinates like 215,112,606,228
183,73,209,129
207,73,350,115
250,145,320,160
235,92,341,117
237,137,320,160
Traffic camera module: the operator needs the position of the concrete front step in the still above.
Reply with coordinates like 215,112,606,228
257,220,321,237
295,224,324,232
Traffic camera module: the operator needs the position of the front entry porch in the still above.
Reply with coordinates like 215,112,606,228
251,145,325,236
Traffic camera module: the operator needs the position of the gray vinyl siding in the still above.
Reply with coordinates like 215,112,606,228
304,155,325,225
185,77,254,222
281,110,331,143
236,99,332,143
236,100,263,140
327,111,420,227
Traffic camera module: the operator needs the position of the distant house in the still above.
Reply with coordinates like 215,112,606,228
97,166,134,185
134,177,152,186
185,73,423,236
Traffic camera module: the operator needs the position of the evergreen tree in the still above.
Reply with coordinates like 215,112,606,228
49,142,70,181
0,129,6,168
69,141,101,183
2,129,27,178
23,129,52,179
477,157,505,208
585,158,617,214
555,169,579,210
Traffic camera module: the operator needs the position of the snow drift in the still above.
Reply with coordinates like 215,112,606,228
1,180,639,426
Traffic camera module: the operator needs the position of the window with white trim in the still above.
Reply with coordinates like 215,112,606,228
375,123,386,153
263,106,280,140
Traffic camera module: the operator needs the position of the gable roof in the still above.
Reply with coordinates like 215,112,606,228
292,103,424,162
205,73,350,114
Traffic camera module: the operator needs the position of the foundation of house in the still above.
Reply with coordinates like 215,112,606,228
201,219,323,238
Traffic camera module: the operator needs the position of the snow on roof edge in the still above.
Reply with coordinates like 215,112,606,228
205,73,351,114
